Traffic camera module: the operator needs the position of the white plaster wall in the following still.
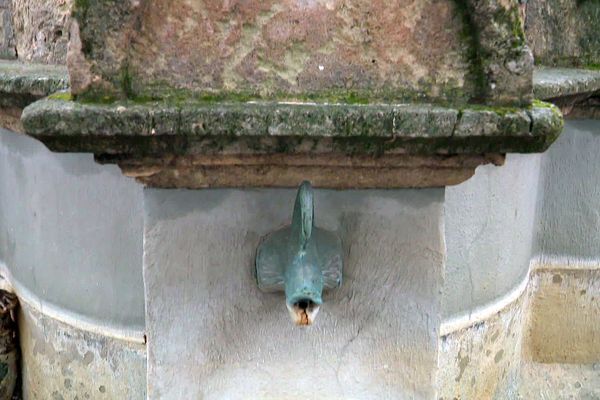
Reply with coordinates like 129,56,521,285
0,128,145,331
524,119,600,365
534,119,600,262
144,188,445,400
443,154,542,318
444,120,600,319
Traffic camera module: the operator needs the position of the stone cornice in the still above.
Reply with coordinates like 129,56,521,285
19,98,562,188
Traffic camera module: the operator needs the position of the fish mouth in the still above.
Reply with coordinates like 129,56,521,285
286,298,321,326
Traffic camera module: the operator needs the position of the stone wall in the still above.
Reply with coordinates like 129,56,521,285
526,0,600,66
11,0,71,64
0,0,15,59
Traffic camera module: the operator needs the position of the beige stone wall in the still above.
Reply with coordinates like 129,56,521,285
438,294,526,399
524,266,600,363
438,260,600,398
19,304,146,400
526,0,600,66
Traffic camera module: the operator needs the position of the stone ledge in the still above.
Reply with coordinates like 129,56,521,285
534,67,600,100
0,60,68,99
115,153,505,189
20,98,562,188
0,60,69,132
22,99,562,155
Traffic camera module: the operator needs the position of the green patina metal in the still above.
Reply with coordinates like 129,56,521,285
255,181,343,325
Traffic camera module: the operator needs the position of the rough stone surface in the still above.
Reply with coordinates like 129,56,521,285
68,0,532,105
529,104,563,141
518,362,600,400
566,98,600,120
0,60,69,131
534,67,600,100
118,154,503,189
0,1,15,60
454,109,531,137
11,0,72,64
21,99,563,156
466,0,534,106
0,106,21,132
438,294,525,399
524,268,600,363
19,97,562,188
19,304,146,400
526,0,600,67
0,60,68,97
0,291,17,400
144,188,445,399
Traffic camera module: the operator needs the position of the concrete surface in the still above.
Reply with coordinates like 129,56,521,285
0,127,145,332
143,187,445,399
443,153,542,319
438,293,526,399
440,118,600,399
525,266,600,364
534,119,600,260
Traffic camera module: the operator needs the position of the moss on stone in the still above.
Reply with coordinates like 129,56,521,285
73,0,89,14
528,0,600,68
532,100,563,122
70,84,472,108
493,5,525,49
22,94,564,163
47,91,73,101
532,99,555,109
120,64,134,99
458,104,520,117
451,0,487,102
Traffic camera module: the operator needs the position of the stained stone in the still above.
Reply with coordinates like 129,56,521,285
67,0,532,106
21,98,562,157
534,68,600,100
526,0,600,67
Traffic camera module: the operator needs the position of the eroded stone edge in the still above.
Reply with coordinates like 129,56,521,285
0,61,69,98
21,99,563,154
533,67,600,100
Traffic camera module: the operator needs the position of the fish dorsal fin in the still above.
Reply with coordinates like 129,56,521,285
291,181,313,251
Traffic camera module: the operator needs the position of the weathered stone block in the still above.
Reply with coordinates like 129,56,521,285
21,99,562,157
534,67,600,100
455,109,531,137
526,0,600,67
68,0,532,106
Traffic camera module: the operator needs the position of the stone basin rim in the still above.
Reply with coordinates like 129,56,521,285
19,97,563,189
22,98,562,141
